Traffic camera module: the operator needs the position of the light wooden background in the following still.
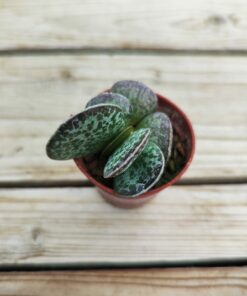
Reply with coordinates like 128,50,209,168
0,0,247,294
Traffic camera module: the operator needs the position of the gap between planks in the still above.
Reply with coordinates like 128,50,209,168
1,48,247,57
1,258,247,272
0,178,247,189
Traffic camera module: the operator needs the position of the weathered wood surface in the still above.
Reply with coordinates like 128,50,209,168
0,0,247,51
0,185,246,266
1,54,247,183
0,267,247,295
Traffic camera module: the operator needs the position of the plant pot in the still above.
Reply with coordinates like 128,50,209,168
74,93,195,209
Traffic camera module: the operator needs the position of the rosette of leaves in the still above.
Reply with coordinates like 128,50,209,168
46,80,173,198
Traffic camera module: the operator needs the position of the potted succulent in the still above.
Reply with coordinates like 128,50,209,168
46,80,195,208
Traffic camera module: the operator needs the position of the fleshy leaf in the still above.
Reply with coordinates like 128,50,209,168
101,126,134,158
46,104,127,160
111,80,157,124
114,142,165,197
85,92,132,116
104,128,150,178
137,112,173,161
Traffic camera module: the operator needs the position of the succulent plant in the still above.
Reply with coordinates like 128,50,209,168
46,80,173,197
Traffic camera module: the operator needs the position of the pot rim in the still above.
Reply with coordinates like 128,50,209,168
74,93,195,199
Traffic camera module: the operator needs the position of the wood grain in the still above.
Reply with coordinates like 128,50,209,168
1,54,247,183
0,185,247,266
0,0,247,51
0,267,247,295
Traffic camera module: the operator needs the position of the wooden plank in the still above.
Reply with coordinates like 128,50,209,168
0,185,247,266
0,267,247,295
1,54,247,183
0,0,247,51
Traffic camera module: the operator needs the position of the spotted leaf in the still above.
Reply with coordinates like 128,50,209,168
46,104,127,160
104,128,150,178
137,112,173,161
114,142,165,197
111,80,157,124
101,126,134,158
86,92,132,116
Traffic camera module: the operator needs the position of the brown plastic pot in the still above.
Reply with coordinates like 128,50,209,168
75,93,195,209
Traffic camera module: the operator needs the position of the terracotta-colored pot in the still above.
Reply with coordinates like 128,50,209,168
75,93,195,209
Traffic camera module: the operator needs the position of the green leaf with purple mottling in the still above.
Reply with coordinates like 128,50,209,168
104,128,150,178
114,142,165,197
86,92,132,116
111,80,157,124
46,104,127,160
101,126,134,158
137,112,173,161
